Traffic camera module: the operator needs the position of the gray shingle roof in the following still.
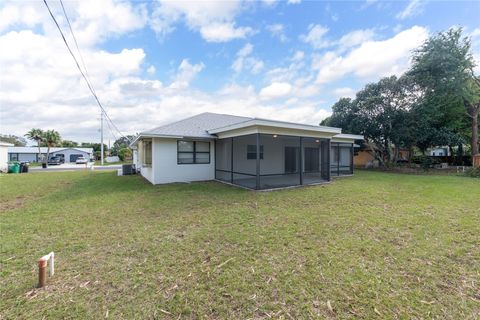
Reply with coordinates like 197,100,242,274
141,112,252,138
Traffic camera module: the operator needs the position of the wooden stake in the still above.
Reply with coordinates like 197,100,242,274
38,258,47,288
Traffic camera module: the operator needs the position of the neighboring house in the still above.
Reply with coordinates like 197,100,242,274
429,146,450,157
0,141,14,172
8,147,93,163
131,113,363,190
354,147,410,167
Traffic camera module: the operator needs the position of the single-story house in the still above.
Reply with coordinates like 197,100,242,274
0,141,14,172
429,146,450,157
8,147,93,163
131,113,363,190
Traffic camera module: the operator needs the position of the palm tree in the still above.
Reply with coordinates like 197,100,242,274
43,130,61,167
25,128,44,162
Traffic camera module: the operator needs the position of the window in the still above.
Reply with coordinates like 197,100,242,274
177,140,210,164
10,153,18,161
143,140,152,166
247,145,264,160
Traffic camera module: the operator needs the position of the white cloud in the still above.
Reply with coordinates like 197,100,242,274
260,82,292,99
337,29,375,51
150,0,253,42
199,22,253,42
147,66,156,74
315,26,429,84
396,0,425,20
266,23,288,42
262,0,279,7
0,0,336,142
169,59,205,89
333,87,356,99
287,0,302,4
291,51,305,61
232,43,264,74
470,28,480,39
0,3,45,33
299,24,330,49
0,0,147,47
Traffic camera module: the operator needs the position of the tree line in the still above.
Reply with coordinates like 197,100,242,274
322,28,479,166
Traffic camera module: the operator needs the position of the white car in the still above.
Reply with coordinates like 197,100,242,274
75,157,88,164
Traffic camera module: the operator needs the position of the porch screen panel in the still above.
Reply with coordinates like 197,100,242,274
330,143,339,176
215,138,232,182
232,134,258,189
258,134,300,190
339,143,353,175
302,137,326,185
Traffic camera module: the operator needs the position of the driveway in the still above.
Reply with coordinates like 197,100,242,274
29,163,122,172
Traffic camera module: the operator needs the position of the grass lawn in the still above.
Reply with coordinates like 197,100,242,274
1,171,479,319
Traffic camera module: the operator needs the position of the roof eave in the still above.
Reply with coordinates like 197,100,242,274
208,119,342,135
129,133,215,147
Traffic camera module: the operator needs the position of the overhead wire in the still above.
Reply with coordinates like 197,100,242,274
43,0,129,142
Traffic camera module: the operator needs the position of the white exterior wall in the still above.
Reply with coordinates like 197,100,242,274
18,153,38,162
231,136,301,175
0,145,9,172
152,138,215,184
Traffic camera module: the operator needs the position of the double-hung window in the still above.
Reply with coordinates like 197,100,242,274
143,140,152,166
177,141,210,164
247,145,264,160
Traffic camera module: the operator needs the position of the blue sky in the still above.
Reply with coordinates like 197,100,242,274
0,0,479,142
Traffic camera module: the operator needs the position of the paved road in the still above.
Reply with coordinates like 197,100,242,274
29,163,122,172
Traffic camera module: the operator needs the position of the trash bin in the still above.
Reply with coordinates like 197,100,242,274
8,162,20,174
42,163,47,168
21,162,29,173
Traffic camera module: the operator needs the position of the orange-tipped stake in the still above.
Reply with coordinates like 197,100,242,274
37,252,54,288
38,258,47,288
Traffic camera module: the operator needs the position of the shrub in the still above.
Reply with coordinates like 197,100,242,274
118,148,132,161
465,167,480,178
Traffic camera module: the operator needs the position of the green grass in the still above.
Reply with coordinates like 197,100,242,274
1,171,479,319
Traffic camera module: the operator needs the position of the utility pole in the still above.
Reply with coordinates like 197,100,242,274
100,111,104,166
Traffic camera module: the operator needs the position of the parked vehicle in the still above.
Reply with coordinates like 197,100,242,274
75,157,88,164
48,156,63,165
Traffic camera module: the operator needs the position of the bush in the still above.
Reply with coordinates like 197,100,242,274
411,155,442,170
465,167,480,178
118,148,132,161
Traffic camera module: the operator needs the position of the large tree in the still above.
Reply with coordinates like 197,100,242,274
110,135,135,156
61,140,78,148
25,129,45,161
322,76,418,165
0,134,27,146
409,28,480,155
42,130,61,167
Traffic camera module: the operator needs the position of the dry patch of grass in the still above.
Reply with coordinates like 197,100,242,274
1,171,479,319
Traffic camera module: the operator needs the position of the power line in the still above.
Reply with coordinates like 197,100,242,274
59,0,96,96
43,0,128,141
58,0,119,145
56,0,125,140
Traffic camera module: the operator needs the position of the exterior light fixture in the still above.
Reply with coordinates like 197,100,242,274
315,139,320,143
273,135,278,138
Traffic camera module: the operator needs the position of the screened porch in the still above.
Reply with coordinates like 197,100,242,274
214,134,333,190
